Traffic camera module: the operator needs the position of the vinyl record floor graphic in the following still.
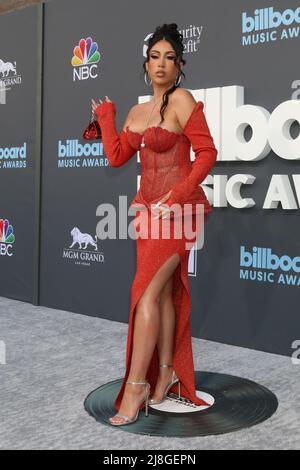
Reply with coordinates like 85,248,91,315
84,371,278,437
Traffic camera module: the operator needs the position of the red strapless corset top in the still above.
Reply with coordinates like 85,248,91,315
124,125,212,216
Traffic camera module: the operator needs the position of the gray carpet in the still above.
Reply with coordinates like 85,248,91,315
0,295,299,450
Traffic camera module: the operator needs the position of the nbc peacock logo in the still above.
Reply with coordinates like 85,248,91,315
71,37,100,82
0,218,15,257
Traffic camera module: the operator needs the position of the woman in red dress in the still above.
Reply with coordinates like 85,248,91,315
91,23,218,426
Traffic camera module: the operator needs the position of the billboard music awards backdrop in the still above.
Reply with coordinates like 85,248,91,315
0,0,300,357
0,6,39,302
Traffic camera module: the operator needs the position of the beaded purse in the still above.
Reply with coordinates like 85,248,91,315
82,111,102,140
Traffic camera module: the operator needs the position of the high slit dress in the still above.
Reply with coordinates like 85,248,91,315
95,98,218,410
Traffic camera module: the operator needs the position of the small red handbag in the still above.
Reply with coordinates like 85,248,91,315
82,111,102,140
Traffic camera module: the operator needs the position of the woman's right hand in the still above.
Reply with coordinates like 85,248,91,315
91,96,112,114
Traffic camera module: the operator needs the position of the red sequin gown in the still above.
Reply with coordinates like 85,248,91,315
95,99,218,410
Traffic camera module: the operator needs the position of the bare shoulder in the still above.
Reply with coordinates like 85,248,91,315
171,88,198,129
172,87,196,105
122,103,140,130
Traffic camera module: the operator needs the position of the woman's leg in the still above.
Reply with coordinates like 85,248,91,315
110,253,180,424
149,274,177,401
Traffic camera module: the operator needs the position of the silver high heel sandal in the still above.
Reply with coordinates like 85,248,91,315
109,380,150,426
149,363,181,405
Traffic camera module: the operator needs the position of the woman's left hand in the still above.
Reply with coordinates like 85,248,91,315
152,190,173,220
91,96,112,114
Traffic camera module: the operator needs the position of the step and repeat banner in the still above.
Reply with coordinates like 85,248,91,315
1,0,300,356
0,6,38,301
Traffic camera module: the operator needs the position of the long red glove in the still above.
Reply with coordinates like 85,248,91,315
167,101,218,206
95,101,137,167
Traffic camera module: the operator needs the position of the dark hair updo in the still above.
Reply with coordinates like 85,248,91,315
142,23,186,124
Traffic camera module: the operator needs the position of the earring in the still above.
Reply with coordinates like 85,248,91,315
175,74,182,86
144,71,152,86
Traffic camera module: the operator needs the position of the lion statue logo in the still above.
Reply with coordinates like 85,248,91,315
69,227,98,251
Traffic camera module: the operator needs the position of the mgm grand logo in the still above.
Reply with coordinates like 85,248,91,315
0,59,22,91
